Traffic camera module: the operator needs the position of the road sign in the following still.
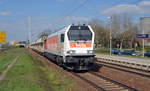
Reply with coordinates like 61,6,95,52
137,34,149,38
116,44,120,47
110,36,112,40
0,31,6,44
98,44,102,47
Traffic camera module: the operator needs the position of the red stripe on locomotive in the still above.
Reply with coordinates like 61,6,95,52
45,35,59,51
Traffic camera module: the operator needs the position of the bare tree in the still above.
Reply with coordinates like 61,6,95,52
89,19,109,47
89,14,138,49
111,14,121,38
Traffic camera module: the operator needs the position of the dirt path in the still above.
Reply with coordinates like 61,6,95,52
0,56,19,84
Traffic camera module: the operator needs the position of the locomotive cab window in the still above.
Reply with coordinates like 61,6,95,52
61,34,64,42
68,26,92,41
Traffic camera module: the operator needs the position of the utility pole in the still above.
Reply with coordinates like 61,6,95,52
28,16,32,44
108,17,112,55
110,19,112,55
140,18,145,57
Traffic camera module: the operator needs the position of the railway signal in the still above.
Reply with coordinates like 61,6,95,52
116,44,120,47
98,44,102,47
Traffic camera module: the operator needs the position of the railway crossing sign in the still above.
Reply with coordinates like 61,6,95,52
137,34,149,38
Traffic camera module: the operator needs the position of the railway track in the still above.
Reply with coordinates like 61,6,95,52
72,72,107,91
0,48,7,52
30,49,140,91
72,72,139,91
97,60,150,78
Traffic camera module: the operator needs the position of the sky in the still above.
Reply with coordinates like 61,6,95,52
0,0,150,42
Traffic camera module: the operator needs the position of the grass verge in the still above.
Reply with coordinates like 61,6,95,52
0,53,17,74
0,48,25,74
0,52,45,91
39,67,78,91
0,50,78,91
31,52,78,91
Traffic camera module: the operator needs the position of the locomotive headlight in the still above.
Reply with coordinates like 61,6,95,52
87,50,93,54
67,50,76,54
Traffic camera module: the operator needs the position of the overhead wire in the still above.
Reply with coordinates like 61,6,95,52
63,0,88,18
31,0,89,41
52,0,89,32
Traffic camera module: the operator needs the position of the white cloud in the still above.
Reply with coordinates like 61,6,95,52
102,1,150,15
102,4,141,15
139,1,150,6
0,11,11,16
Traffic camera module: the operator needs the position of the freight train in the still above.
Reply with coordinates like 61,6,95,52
30,24,97,70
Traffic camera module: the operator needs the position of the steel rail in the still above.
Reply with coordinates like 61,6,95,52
72,72,107,91
90,72,139,91
97,61,150,78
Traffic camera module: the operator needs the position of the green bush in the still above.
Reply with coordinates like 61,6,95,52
145,46,150,52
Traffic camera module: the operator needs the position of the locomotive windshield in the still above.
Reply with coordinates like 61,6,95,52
68,26,92,41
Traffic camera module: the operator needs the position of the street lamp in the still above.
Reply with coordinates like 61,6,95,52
107,17,112,55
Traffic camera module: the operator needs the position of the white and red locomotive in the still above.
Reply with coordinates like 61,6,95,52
30,24,97,70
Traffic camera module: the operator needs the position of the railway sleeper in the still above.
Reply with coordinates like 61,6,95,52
109,88,129,91
105,83,117,86
105,85,119,88
147,66,150,71
107,87,124,90
119,90,129,91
